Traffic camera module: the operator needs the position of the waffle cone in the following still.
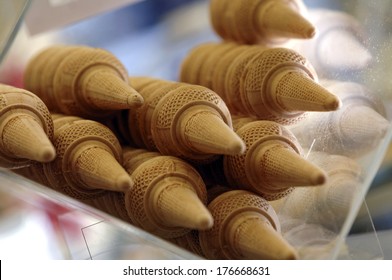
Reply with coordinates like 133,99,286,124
178,106,245,156
256,0,316,40
1,114,56,162
151,84,236,163
150,183,213,230
51,46,133,118
226,212,298,259
128,80,182,150
0,85,55,168
124,147,209,238
44,115,122,200
224,117,326,200
198,43,237,89
270,69,341,112
212,45,254,107
250,143,327,187
179,43,217,84
24,47,62,109
199,190,297,259
81,69,143,110
72,145,133,192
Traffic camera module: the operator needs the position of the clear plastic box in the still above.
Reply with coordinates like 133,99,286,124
1,0,392,259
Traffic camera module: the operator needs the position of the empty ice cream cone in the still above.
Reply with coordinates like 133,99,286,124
43,114,132,200
199,190,298,260
24,45,143,119
180,42,341,125
223,116,327,200
123,147,212,239
125,77,245,164
209,0,316,45
0,84,55,169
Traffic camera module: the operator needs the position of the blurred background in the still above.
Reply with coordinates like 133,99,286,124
1,0,392,259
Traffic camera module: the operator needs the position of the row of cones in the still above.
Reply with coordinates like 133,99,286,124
209,1,372,75
180,42,342,125
23,45,144,119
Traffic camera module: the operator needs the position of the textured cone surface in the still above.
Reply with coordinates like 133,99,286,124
253,144,327,188
2,115,56,162
180,108,245,156
45,116,122,200
129,80,183,150
179,43,217,85
83,70,143,110
74,147,133,192
241,47,318,124
151,84,234,163
198,43,237,89
256,1,316,40
40,47,83,111
200,190,293,259
0,86,55,168
52,46,130,118
210,0,314,45
225,46,263,114
124,151,208,239
228,213,299,259
224,118,308,200
24,46,65,109
209,0,232,39
273,70,341,112
154,184,213,230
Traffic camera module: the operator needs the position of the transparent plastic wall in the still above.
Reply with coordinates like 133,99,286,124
270,0,392,259
0,0,30,63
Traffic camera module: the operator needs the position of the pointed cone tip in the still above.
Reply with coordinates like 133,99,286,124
127,87,144,107
36,145,57,162
258,2,317,40
115,173,134,192
275,70,343,112
182,111,246,156
324,94,342,111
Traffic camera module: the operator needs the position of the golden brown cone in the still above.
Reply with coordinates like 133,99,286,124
72,146,133,192
199,190,297,259
123,147,209,238
178,106,246,156
44,114,123,200
226,212,298,260
271,69,341,112
150,182,213,230
223,117,326,200
82,69,144,110
39,47,82,112
256,1,316,39
251,143,327,187
179,43,217,85
198,43,237,88
2,115,56,163
209,0,315,45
